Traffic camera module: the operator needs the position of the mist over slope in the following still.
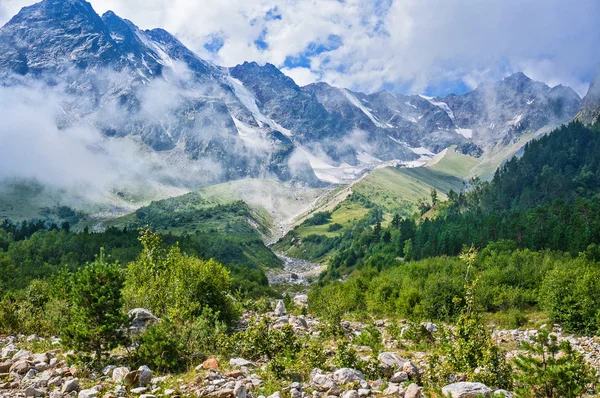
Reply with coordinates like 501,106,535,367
0,0,588,223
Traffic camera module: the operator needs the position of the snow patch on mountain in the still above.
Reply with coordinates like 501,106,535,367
420,95,456,122
343,89,389,128
456,128,473,138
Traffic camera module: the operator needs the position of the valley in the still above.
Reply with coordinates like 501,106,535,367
1,0,600,397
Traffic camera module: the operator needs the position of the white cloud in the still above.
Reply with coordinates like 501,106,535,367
1,0,599,96
281,67,318,86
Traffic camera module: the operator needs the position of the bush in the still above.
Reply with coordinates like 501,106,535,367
540,259,600,334
221,318,299,361
513,327,595,397
354,324,383,356
427,280,512,390
61,253,127,363
124,230,239,325
134,318,183,372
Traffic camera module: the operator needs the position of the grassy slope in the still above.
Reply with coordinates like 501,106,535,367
426,146,481,179
275,166,465,258
352,167,464,214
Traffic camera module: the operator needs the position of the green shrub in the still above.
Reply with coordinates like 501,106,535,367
61,253,127,363
354,325,383,356
513,327,595,398
540,259,600,334
124,230,239,325
222,318,299,361
134,318,183,372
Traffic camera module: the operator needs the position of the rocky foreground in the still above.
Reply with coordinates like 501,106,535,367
1,299,599,398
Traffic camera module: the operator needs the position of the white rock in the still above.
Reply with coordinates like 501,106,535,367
274,300,286,316
138,365,153,386
62,378,79,393
112,366,130,383
230,358,256,368
78,389,99,398
333,368,365,385
441,382,492,398
342,391,359,398
390,371,409,383
377,352,407,369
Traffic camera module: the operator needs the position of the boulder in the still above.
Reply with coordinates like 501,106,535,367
62,378,80,393
441,382,492,398
128,308,158,332
310,372,336,391
0,361,11,373
10,359,31,374
274,300,286,316
390,371,409,383
342,391,359,398
208,389,234,398
377,352,408,370
48,376,62,388
12,350,33,361
333,368,365,385
24,386,46,397
234,381,247,398
293,295,309,307
112,367,130,383
137,366,152,386
78,389,99,398
203,358,220,370
229,358,255,368
402,362,420,380
404,383,422,398
0,345,17,359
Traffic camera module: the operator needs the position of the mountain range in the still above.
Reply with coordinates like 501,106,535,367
0,0,596,191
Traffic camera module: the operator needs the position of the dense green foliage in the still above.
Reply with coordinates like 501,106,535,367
513,328,594,398
0,220,271,296
61,254,128,362
124,230,239,324
310,246,600,334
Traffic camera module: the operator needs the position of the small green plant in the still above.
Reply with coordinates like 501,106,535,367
335,339,359,369
134,318,183,372
61,251,128,364
513,327,595,398
354,324,383,356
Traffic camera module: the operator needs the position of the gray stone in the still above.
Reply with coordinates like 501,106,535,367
267,392,282,398
138,365,153,386
0,345,17,359
10,359,31,374
78,389,99,398
293,295,309,307
441,382,492,398
274,300,286,316
48,376,62,387
404,383,421,398
358,389,370,397
377,352,408,370
131,387,148,394
493,390,513,398
333,368,365,385
112,367,130,383
234,381,247,398
25,386,46,397
342,390,359,398
62,378,79,393
12,350,33,361
402,362,420,380
128,308,158,332
230,358,256,368
390,371,409,383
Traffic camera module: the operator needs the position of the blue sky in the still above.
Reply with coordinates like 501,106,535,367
1,0,599,97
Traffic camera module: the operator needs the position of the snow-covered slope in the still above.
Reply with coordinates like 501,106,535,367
0,0,583,192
